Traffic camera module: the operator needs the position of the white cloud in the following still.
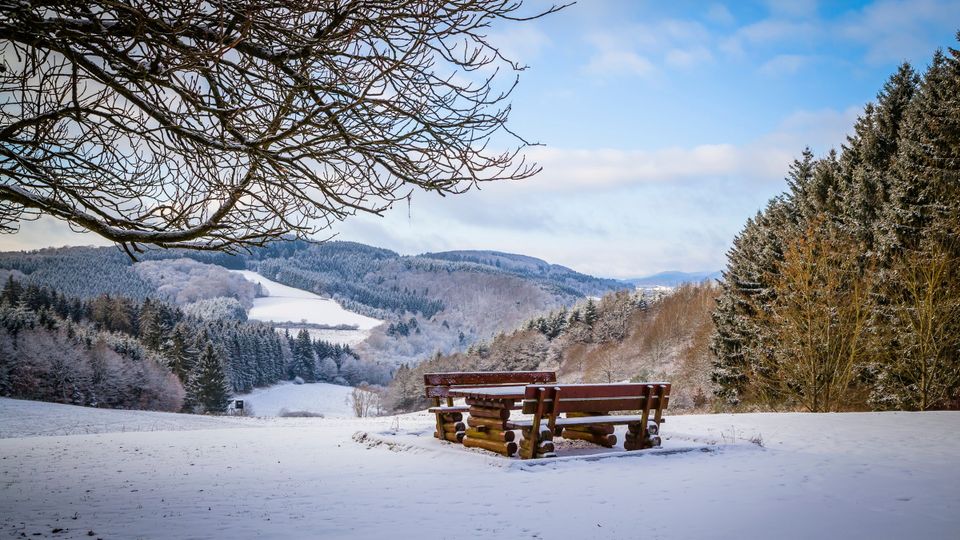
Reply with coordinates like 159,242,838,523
0,216,112,252
763,0,819,19
759,54,813,76
706,4,736,26
733,19,820,45
582,19,714,76
838,0,960,64
665,47,714,69
486,25,551,65
585,48,655,76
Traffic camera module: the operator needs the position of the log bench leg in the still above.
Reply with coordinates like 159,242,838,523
519,426,555,459
624,420,661,450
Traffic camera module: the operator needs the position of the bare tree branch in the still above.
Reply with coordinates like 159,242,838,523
0,0,567,255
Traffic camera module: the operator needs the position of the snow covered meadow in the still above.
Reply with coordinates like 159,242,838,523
234,270,381,345
236,382,355,418
1,396,957,539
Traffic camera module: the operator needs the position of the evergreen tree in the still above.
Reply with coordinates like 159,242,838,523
292,328,316,382
138,298,169,351
187,342,231,413
840,63,918,250
166,323,197,383
711,198,793,404
583,299,598,326
1,276,22,305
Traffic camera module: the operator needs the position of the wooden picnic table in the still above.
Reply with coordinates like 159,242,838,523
448,385,527,456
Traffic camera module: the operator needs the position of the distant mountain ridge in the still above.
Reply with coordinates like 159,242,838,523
625,270,722,288
0,241,630,365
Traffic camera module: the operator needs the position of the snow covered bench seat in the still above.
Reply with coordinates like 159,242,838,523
423,371,556,444
427,405,470,414
512,383,670,459
507,414,651,428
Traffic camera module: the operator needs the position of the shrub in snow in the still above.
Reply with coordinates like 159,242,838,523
348,383,385,417
278,408,324,418
293,376,305,385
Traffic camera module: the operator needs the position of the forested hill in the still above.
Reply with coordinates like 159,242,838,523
0,241,630,365
253,242,625,319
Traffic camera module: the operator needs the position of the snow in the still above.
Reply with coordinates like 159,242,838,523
0,398,249,438
233,270,381,345
2,398,958,539
236,382,355,418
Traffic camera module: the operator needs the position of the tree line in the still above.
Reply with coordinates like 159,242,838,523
712,41,960,412
385,286,719,413
0,277,388,413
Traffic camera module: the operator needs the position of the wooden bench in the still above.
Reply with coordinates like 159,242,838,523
423,371,557,444
507,382,670,459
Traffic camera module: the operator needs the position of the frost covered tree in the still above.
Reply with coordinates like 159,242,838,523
166,323,197,383
0,0,559,254
187,343,231,414
712,36,960,411
291,329,317,383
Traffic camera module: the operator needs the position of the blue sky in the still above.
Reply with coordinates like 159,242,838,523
4,0,959,278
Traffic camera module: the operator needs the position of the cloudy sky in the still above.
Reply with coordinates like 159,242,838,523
3,0,959,278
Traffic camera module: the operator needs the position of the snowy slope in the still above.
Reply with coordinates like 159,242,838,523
236,382,355,417
233,270,380,345
235,270,382,329
1,398,957,539
0,397,247,438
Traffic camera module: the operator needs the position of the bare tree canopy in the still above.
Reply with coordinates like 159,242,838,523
0,0,563,255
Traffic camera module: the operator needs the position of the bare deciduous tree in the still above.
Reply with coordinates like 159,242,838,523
0,1,562,256
880,239,960,410
755,222,874,412
349,383,383,417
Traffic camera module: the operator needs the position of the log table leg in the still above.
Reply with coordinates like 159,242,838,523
433,412,466,443
462,399,517,457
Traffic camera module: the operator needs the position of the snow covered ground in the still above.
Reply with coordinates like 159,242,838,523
2,398,958,539
233,270,381,345
236,382,355,417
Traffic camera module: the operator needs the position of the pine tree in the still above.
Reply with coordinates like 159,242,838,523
138,298,169,352
187,342,231,413
841,63,918,250
166,323,197,383
711,198,793,404
872,41,960,410
292,328,316,382
1,276,22,305
583,299,598,326
884,51,955,254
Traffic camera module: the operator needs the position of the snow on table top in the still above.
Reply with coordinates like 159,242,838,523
2,401,958,540
233,270,382,330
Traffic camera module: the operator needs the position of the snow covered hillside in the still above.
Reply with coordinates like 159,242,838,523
237,382,355,417
234,270,381,345
2,398,957,539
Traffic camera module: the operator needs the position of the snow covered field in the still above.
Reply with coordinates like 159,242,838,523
2,398,958,539
234,270,381,345
236,382,355,417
